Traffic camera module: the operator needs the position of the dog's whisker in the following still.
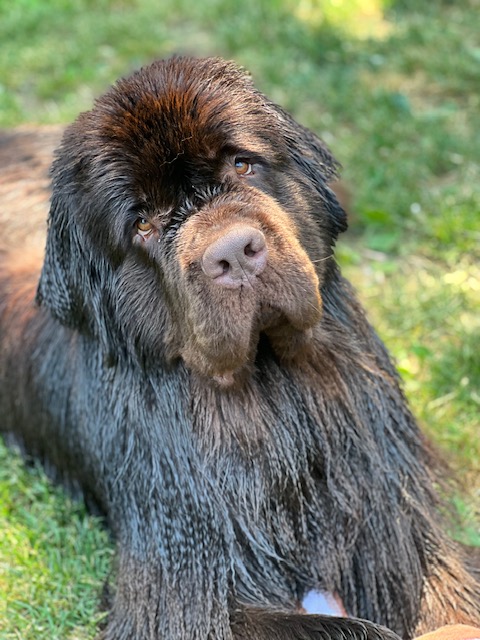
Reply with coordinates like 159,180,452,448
311,254,334,264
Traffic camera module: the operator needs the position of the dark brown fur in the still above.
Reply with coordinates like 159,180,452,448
0,57,478,640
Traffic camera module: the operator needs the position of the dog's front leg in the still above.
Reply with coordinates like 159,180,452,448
97,442,235,640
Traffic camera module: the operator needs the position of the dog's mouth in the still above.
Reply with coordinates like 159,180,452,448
182,292,322,387
176,255,322,387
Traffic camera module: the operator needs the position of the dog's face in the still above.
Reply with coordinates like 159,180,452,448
37,57,347,385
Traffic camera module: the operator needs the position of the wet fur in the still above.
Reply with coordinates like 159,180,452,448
0,57,479,640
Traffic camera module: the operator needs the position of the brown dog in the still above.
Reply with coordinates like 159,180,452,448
0,57,478,640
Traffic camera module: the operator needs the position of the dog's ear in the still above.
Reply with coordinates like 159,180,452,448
269,103,348,236
36,185,85,328
36,157,108,336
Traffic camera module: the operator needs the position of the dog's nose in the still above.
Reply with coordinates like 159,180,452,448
201,225,267,288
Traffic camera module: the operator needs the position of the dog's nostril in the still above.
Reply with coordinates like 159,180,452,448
244,243,256,258
219,260,230,274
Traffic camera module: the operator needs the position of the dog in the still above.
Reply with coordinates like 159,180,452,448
0,56,478,640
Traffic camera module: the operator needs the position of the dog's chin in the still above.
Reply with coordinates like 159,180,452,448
179,289,323,388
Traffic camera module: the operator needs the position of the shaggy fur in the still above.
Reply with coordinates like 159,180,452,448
0,57,478,640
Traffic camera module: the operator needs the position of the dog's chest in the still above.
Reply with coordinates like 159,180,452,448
189,380,338,597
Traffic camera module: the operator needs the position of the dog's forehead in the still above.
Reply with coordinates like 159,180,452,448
96,57,280,164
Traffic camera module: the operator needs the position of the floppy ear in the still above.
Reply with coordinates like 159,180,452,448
269,103,348,236
36,188,87,329
36,157,114,343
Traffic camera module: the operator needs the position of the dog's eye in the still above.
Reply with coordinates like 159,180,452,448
234,160,254,176
136,218,154,237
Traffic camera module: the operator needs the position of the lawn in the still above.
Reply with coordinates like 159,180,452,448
0,0,479,638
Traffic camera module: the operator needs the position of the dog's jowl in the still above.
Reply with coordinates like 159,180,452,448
0,57,479,640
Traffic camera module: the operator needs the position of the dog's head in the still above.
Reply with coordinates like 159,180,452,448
37,56,347,385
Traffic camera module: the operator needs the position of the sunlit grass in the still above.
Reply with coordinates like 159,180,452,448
294,0,393,39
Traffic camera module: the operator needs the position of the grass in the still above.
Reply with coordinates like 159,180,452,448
0,446,112,639
0,0,479,637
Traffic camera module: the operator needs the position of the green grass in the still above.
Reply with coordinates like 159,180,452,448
0,445,112,639
1,0,479,637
